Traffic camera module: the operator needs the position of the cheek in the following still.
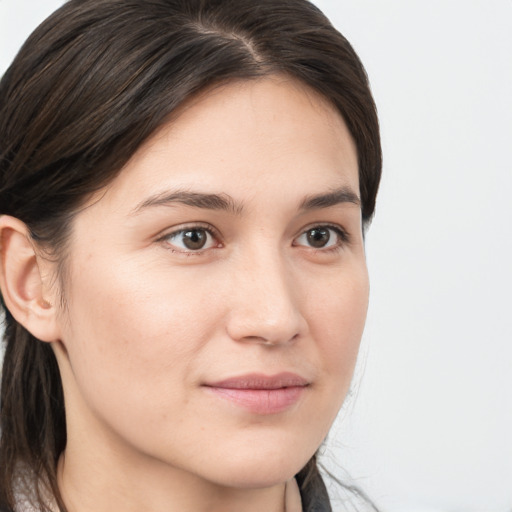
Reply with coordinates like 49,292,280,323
309,265,369,384
59,256,222,415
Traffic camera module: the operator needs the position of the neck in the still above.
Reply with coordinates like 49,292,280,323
58,451,289,512
57,423,290,512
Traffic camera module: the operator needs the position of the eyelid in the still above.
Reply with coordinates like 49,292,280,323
155,221,350,255
293,223,350,251
157,222,222,253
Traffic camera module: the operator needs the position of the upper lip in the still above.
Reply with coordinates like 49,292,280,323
204,372,310,390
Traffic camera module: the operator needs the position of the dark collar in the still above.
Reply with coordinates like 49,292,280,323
297,473,332,512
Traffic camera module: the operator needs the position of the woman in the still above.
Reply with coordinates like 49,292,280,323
0,0,382,511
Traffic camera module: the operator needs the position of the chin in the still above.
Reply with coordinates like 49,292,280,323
197,446,313,490
212,467,301,490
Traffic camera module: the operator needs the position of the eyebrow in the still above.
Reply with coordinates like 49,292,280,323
131,190,244,216
299,186,361,210
130,186,360,216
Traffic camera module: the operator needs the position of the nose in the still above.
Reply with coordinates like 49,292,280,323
225,251,307,346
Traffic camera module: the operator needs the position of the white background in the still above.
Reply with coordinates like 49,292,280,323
1,1,511,511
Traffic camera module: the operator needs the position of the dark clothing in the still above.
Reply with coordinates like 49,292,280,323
297,470,332,512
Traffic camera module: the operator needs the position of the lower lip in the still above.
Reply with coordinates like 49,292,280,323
205,386,306,415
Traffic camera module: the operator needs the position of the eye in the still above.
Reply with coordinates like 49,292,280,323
162,227,219,252
294,225,347,250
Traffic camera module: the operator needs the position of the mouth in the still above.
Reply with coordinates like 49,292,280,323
203,372,310,415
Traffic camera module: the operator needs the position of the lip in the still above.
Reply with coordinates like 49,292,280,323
203,372,309,415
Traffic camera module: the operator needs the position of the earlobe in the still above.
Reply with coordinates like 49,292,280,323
0,215,61,343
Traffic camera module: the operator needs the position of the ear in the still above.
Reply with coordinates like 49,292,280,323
0,215,61,342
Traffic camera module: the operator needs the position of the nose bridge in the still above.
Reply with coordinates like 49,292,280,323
226,243,305,345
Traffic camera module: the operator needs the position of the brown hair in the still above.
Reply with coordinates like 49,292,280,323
0,0,381,510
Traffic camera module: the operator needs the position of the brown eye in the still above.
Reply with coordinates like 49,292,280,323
164,227,217,252
294,225,346,250
182,229,208,250
306,227,331,248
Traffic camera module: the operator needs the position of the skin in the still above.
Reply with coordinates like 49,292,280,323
10,76,369,511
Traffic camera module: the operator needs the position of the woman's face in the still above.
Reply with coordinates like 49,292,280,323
52,76,368,488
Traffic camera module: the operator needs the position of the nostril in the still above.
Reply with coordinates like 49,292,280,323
230,329,302,347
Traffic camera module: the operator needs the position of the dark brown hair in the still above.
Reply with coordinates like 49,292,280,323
0,0,381,510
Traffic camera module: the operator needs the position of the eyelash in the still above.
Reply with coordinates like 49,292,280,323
157,223,221,256
293,224,350,254
157,223,350,255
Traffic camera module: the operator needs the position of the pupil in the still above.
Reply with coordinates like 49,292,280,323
183,230,206,250
307,228,330,248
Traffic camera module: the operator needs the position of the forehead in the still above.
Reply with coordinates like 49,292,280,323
87,76,359,212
